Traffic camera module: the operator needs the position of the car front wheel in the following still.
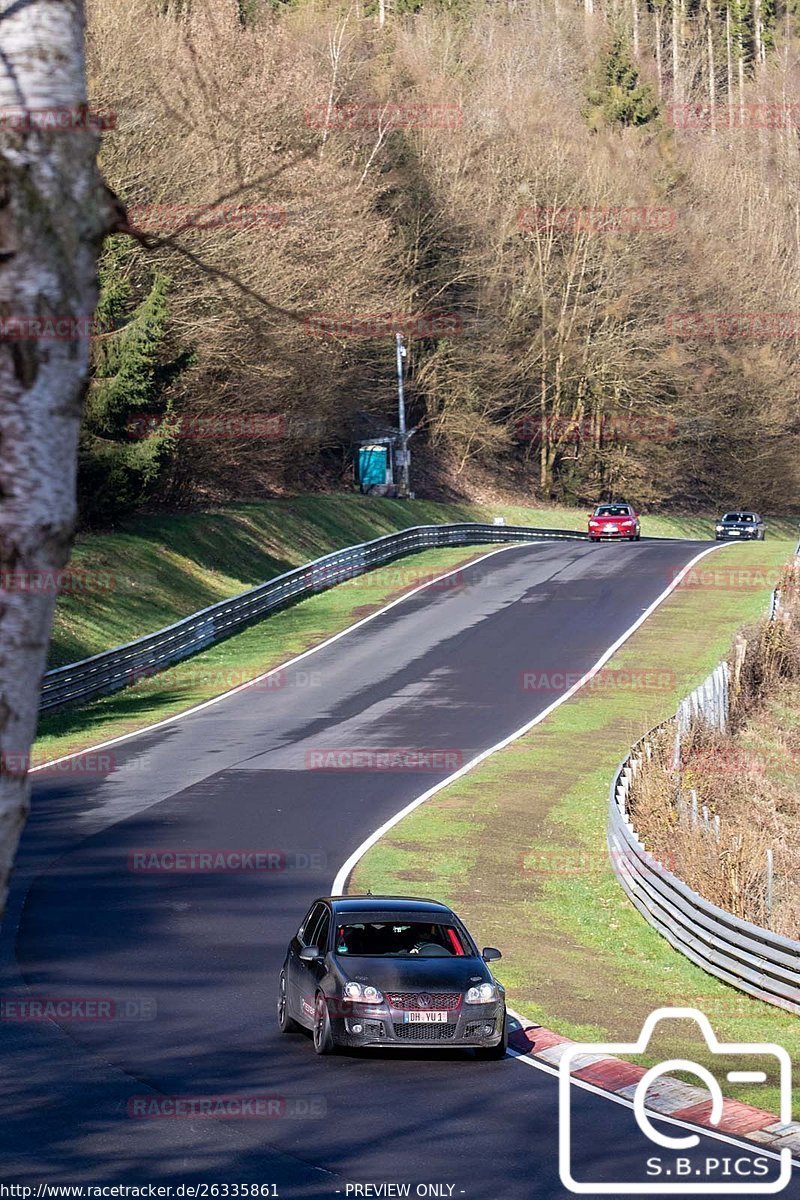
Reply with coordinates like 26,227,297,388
313,994,336,1055
277,971,300,1034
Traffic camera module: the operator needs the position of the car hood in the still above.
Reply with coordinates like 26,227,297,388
330,955,496,992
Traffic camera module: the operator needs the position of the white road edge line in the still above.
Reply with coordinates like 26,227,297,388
32,541,542,773
328,539,796,1167
331,540,723,894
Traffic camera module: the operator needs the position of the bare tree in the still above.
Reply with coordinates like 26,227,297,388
0,0,113,919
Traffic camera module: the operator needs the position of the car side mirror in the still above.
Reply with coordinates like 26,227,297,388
482,947,502,961
299,945,321,962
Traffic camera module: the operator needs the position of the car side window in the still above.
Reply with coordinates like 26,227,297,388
304,903,332,949
314,910,331,954
298,902,324,946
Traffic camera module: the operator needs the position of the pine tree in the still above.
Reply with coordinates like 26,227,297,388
78,241,187,525
237,0,260,24
585,31,660,127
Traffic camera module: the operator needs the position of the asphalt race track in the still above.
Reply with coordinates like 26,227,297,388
2,539,795,1198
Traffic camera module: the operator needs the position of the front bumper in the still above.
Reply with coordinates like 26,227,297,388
328,1002,504,1049
589,527,637,539
716,529,760,540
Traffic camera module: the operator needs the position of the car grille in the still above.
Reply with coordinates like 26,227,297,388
393,1022,456,1041
386,992,461,1011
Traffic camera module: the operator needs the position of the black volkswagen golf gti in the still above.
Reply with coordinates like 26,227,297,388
278,895,507,1057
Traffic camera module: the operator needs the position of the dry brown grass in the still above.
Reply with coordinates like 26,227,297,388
629,569,800,938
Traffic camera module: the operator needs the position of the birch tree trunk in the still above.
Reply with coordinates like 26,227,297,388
0,0,112,920
632,0,640,56
726,5,734,125
707,0,716,132
671,0,682,102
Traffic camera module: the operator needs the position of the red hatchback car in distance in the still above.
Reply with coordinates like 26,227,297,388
588,502,641,542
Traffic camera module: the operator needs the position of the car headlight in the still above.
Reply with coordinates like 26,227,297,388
465,982,500,1004
343,981,384,1003
715,525,725,532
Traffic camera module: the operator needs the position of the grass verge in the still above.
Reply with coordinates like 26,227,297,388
350,537,800,1117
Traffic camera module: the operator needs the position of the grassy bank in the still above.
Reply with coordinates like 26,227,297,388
350,537,800,1117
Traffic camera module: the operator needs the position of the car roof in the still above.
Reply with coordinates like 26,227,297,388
316,895,455,915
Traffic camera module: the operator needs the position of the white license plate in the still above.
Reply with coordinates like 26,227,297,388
404,1011,448,1023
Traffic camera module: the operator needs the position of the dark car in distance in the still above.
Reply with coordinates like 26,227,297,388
715,511,765,541
278,895,507,1058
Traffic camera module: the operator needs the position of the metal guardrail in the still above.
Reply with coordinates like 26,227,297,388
608,548,800,1014
608,750,800,1015
41,522,586,713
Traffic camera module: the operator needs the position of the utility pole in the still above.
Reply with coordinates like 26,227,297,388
395,332,410,498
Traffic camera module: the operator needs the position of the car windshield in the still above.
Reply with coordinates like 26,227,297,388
334,921,467,957
595,505,630,517
722,512,744,522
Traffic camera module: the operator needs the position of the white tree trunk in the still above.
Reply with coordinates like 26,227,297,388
632,0,640,56
707,0,716,131
726,5,734,126
0,1,112,919
671,0,682,102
